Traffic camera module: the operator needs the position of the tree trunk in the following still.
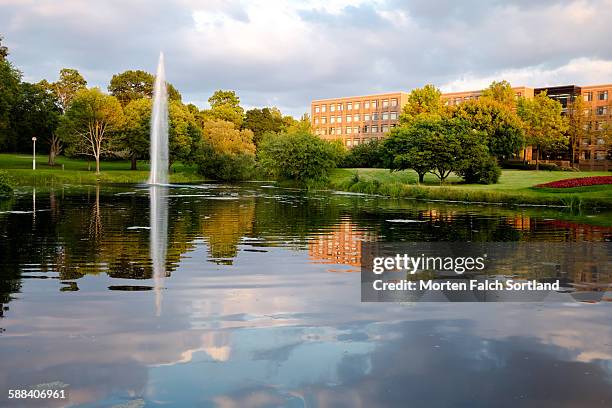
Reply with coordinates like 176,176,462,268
535,147,539,170
131,156,137,170
48,150,56,166
95,156,100,174
418,172,424,183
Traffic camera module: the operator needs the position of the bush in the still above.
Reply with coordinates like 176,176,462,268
501,161,560,171
0,171,14,196
258,131,342,185
193,141,256,181
340,139,387,168
457,156,501,184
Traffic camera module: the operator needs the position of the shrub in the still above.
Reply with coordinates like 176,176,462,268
0,171,13,196
501,161,561,171
193,140,256,181
535,176,612,188
340,139,387,168
457,156,501,184
258,131,341,185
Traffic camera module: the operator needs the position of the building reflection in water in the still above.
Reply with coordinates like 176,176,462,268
309,220,377,272
150,185,169,316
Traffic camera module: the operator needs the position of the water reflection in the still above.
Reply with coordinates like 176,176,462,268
0,184,610,406
150,185,169,316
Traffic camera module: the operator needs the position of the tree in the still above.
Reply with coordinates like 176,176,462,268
481,80,515,108
199,90,244,127
52,68,87,112
258,130,341,185
399,84,448,125
108,70,181,106
383,124,434,183
59,88,124,174
517,92,568,169
0,35,9,60
341,139,387,168
454,98,525,159
120,98,152,170
168,101,201,166
243,107,285,145
566,96,588,167
0,52,21,150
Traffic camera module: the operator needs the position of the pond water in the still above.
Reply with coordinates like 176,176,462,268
0,184,611,407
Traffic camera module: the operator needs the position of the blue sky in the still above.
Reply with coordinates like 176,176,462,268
1,0,611,117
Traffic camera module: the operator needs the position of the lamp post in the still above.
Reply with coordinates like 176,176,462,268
32,137,37,170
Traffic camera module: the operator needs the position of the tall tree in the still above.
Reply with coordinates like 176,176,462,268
0,57,21,150
243,107,284,145
168,100,200,167
59,88,124,174
108,69,181,106
399,84,448,126
120,98,152,170
454,98,525,159
52,68,87,112
200,90,244,127
0,35,9,60
481,80,515,108
517,92,568,169
566,96,588,167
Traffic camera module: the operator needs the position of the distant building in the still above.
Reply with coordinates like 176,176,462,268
311,83,611,171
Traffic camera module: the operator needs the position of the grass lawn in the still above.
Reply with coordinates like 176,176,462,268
329,168,612,208
0,153,204,186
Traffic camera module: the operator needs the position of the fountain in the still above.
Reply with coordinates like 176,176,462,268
149,51,169,185
149,52,170,315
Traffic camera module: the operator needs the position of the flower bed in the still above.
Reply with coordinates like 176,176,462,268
535,176,612,189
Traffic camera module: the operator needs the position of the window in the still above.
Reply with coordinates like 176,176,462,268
584,92,593,102
363,125,369,133
595,151,606,160
597,106,608,115
330,116,335,123
347,139,352,147
390,111,398,120
371,125,378,133
346,127,352,134
336,127,341,135
337,115,342,123
364,101,370,109
314,118,319,124
347,102,352,110
353,127,359,134
354,102,360,110
354,114,360,121
321,105,327,112
364,114,370,121
314,105,320,113
321,116,327,124
382,112,389,120
391,98,398,107
382,124,389,133
372,112,379,120
382,99,389,108
599,91,608,101
338,103,343,111
346,115,352,123
371,100,378,109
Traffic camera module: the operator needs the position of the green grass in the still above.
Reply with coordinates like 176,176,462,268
329,168,612,209
0,153,204,186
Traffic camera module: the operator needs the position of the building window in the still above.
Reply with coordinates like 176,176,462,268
599,91,608,101
382,99,389,108
353,114,359,121
597,106,608,115
390,111,398,120
347,102,352,110
364,101,370,109
382,124,389,133
336,127,341,135
595,151,606,160
321,117,327,124
330,116,335,123
314,105,320,113
363,125,369,133
353,127,359,134
346,115,352,123
364,114,370,121
354,102,360,110
314,118,319,124
321,105,327,112
337,115,342,123
372,112,379,120
584,92,593,102
347,127,352,134
353,139,359,146
347,139,352,147
371,100,378,109
391,98,398,107
337,103,343,111
382,112,389,120
371,125,378,133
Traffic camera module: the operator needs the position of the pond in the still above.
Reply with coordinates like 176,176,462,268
0,183,611,407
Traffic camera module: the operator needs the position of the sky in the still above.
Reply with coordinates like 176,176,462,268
1,0,611,117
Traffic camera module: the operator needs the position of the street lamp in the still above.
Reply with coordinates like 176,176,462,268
32,137,37,170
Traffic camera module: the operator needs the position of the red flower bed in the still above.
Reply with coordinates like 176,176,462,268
535,176,612,188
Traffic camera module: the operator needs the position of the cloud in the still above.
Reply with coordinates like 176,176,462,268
0,0,611,117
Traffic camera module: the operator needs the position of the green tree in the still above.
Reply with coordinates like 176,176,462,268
168,100,200,167
481,80,515,108
517,92,568,169
59,88,124,174
0,35,8,60
454,98,525,159
0,57,21,150
399,84,448,125
120,98,152,170
200,90,244,127
52,68,87,112
566,96,588,167
108,70,181,106
341,139,387,168
243,107,285,145
258,130,341,185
